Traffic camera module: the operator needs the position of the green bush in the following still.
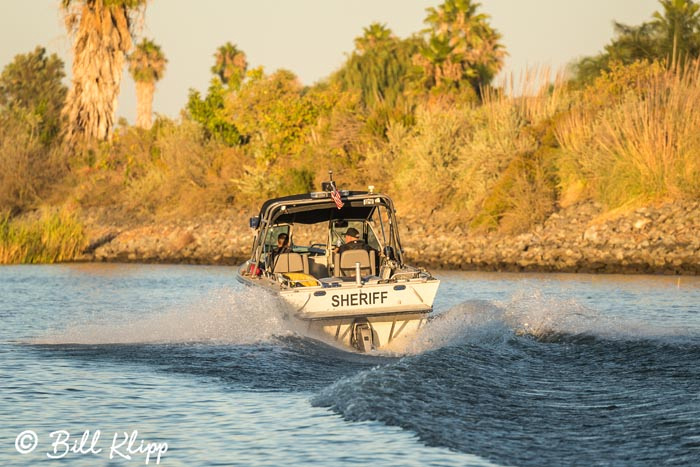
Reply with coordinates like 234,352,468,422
0,209,85,264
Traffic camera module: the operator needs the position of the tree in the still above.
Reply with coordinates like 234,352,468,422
334,28,423,109
0,46,67,144
227,69,319,163
652,0,700,63
573,0,700,83
61,0,146,143
211,42,248,90
354,22,394,53
186,79,242,146
415,0,505,94
128,38,167,129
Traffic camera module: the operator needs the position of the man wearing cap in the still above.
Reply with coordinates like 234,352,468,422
337,227,371,255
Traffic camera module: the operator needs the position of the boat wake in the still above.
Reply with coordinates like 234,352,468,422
385,288,697,355
312,289,700,466
29,282,696,355
30,287,300,345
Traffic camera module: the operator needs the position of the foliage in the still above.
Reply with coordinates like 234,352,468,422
359,68,567,232
333,34,423,110
71,116,248,219
0,111,67,215
556,59,700,207
572,0,700,83
186,79,242,146
226,69,338,199
354,22,394,52
415,0,506,95
0,46,67,144
128,38,167,83
0,209,85,264
212,42,248,89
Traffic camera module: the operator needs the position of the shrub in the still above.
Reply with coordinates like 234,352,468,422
0,112,66,214
556,59,700,207
0,209,85,264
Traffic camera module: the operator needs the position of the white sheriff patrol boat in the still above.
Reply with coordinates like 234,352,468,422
236,176,440,352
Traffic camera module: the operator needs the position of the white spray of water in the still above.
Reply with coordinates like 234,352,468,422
32,284,696,352
499,288,693,341
384,287,695,355
31,287,299,345
384,300,510,355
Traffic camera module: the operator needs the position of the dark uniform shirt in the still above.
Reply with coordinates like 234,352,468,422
338,240,371,255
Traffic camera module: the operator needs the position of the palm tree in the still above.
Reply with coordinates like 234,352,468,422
211,42,247,89
334,32,422,109
128,39,167,129
413,34,457,88
572,0,700,84
419,0,505,93
61,0,146,143
354,22,394,53
652,0,700,65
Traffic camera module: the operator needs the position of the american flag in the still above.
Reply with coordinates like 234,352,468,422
330,183,344,209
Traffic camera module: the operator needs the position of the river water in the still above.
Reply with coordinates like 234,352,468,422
1,264,699,466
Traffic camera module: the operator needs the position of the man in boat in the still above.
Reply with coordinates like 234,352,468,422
337,227,372,254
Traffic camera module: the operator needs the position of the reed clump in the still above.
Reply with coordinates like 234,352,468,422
363,67,568,233
0,209,85,264
555,60,700,207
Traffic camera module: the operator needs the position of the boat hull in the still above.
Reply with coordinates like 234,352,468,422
301,310,429,350
237,266,439,351
282,279,438,350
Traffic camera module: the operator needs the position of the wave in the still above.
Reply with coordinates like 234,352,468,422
30,287,301,345
312,291,700,465
385,288,699,356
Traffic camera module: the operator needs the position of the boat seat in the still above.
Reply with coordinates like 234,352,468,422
335,249,375,277
272,252,308,274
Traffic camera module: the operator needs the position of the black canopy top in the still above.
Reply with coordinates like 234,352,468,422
256,191,395,225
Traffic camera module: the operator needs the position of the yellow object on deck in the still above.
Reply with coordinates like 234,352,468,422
282,272,320,287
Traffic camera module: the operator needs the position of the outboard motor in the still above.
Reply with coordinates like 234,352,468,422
351,319,375,352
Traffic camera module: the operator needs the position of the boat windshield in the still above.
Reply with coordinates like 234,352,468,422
262,224,290,254
330,220,380,250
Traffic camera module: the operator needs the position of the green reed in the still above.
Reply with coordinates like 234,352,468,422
0,210,85,264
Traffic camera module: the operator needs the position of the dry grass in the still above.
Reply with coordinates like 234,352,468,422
0,113,66,214
5,58,694,249
556,59,700,207
362,66,568,231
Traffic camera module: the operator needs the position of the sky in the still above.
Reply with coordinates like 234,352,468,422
1,0,659,122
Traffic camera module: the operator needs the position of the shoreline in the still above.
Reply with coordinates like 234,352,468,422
73,199,700,275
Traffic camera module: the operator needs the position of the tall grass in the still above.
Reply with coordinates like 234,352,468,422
0,112,66,215
0,210,85,264
556,59,700,207
363,66,568,232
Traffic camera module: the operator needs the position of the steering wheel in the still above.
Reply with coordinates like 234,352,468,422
309,243,327,254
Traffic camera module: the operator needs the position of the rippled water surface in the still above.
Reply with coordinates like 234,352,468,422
1,264,699,466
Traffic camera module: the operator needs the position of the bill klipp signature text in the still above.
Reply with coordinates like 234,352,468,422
15,429,168,464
